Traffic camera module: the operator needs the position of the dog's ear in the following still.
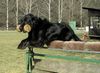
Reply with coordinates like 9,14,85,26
17,39,29,49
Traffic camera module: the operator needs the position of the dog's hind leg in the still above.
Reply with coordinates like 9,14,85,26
64,32,73,41
65,32,81,41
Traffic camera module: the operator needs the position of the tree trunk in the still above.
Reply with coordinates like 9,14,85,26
36,3,39,17
25,0,29,14
48,0,51,22
16,0,18,25
29,0,32,13
58,0,61,23
60,0,63,23
68,0,71,22
80,0,83,27
58,0,63,23
71,0,73,21
6,0,9,30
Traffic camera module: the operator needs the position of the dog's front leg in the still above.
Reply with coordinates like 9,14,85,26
18,38,30,49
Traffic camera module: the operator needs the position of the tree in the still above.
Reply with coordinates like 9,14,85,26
68,0,74,22
25,0,29,14
43,0,52,21
48,0,51,21
29,0,32,13
58,0,63,23
79,0,84,27
36,3,39,17
6,0,9,30
71,0,74,21
16,0,18,25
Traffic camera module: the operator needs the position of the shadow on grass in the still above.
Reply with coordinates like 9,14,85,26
32,53,58,73
32,53,44,70
35,68,58,73
34,53,45,64
32,58,42,70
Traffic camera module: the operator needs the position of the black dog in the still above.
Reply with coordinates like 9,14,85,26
17,14,81,49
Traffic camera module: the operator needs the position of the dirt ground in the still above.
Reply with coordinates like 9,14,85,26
32,59,100,73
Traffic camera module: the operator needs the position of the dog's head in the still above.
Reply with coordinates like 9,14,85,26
16,14,37,33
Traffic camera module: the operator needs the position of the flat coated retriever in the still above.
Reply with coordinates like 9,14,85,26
17,14,81,49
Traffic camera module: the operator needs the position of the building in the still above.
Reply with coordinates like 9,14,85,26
83,7,100,38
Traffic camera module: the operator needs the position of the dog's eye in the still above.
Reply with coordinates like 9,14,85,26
27,18,32,22
27,19,30,22
18,19,24,24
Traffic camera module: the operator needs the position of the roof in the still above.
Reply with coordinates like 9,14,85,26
83,7,100,11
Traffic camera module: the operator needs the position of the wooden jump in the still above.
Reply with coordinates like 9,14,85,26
49,41,100,51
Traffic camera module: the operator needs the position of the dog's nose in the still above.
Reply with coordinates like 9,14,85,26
16,25,21,32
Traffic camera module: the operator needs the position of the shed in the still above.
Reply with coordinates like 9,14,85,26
83,7,100,39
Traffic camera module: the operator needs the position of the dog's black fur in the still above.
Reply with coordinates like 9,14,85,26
18,14,81,49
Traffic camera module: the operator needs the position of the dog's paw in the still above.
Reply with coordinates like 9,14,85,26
18,39,29,49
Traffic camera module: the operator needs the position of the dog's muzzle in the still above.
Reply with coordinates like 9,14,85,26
16,25,21,32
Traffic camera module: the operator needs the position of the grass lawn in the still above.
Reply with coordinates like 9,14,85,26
0,30,100,73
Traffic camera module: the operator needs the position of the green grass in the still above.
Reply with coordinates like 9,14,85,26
0,31,100,73
0,31,27,73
